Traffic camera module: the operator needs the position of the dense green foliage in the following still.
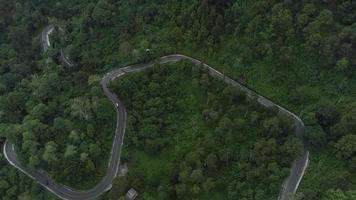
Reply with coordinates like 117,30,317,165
109,62,300,199
0,0,355,199
0,1,56,199
0,1,116,199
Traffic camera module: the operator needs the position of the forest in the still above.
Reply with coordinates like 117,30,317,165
0,0,355,199
108,62,301,200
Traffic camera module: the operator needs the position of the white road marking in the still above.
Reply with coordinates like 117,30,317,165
294,151,309,193
46,27,54,47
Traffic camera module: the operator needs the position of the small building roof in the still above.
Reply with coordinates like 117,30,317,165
125,188,138,200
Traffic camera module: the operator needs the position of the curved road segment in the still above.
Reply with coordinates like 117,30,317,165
41,25,74,67
3,27,309,200
41,25,54,52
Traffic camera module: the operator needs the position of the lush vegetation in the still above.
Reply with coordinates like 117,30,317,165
0,1,116,199
0,0,355,199
108,62,300,199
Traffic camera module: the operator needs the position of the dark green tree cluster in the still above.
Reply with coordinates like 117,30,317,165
322,189,356,200
300,101,356,199
8,64,117,188
0,1,117,198
313,102,356,169
110,62,301,199
0,1,56,199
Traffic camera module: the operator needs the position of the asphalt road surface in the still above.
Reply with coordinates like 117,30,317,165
60,49,75,67
41,25,74,67
41,25,54,52
3,27,309,200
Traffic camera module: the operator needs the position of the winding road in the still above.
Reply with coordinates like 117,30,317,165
41,25,54,52
41,25,74,67
2,26,309,200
